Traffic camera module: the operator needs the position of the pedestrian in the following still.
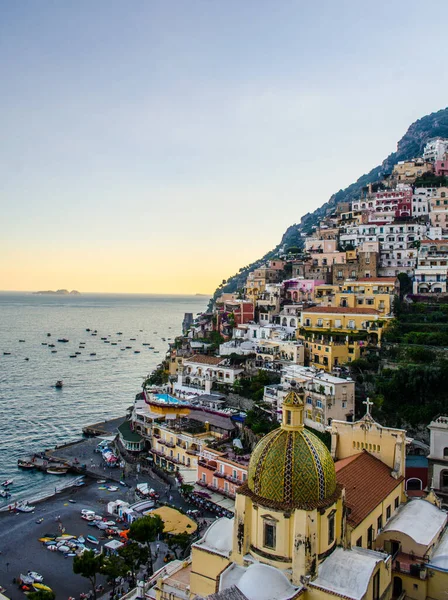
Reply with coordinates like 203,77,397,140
156,543,160,553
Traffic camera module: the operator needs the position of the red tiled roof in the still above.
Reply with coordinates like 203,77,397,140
184,355,224,365
335,451,403,527
303,306,380,315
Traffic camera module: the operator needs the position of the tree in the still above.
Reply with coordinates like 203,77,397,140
73,550,104,600
118,542,149,587
166,532,192,559
101,554,127,596
27,592,55,600
128,514,164,576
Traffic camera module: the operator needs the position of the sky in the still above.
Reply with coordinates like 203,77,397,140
2,1,448,294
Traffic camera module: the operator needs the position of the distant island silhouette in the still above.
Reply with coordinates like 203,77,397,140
33,289,81,295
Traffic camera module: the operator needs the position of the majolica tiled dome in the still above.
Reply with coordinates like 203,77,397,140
247,389,336,509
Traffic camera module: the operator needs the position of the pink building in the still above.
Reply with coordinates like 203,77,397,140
435,159,448,177
283,279,325,302
197,447,249,500
375,188,412,217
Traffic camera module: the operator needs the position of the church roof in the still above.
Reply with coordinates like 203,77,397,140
311,547,387,600
247,426,337,510
335,451,403,527
193,517,233,556
218,563,302,600
381,498,447,546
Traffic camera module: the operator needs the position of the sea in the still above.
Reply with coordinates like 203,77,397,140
0,292,206,505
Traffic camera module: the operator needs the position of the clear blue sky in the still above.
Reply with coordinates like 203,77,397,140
1,0,448,292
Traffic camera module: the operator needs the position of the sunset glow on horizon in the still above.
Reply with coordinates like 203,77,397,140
3,2,448,294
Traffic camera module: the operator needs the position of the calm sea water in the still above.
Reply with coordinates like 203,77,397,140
0,292,206,504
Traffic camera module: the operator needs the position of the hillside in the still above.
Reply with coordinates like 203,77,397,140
210,106,448,304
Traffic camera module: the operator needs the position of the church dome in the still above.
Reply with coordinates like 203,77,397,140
247,388,337,509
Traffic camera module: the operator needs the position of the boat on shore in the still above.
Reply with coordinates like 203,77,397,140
47,467,68,475
15,501,35,512
18,459,36,470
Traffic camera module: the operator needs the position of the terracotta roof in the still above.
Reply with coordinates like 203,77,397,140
336,451,403,527
184,355,224,365
356,277,397,283
303,306,380,315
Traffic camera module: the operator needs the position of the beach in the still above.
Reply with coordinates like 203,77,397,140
0,474,187,600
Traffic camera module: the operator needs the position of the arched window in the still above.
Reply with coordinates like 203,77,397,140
443,447,448,458
290,318,296,328
440,470,448,491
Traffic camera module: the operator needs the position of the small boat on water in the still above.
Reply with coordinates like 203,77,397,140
25,357,29,361
51,350,57,354
86,535,99,545
47,333,51,337
130,338,136,341
0,490,11,498
116,332,123,335
58,338,69,343
18,459,36,470
68,499,76,504
47,467,68,475
126,346,132,349
19,339,25,343
69,355,77,358
134,351,140,354
55,380,63,389
75,351,81,355
3,352,11,355
97,479,106,483
90,353,96,356
111,342,117,345
78,535,85,543
48,344,55,347
2,479,13,487
101,337,107,340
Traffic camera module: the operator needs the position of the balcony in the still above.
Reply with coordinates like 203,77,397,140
392,553,428,580
214,470,226,478
198,459,215,471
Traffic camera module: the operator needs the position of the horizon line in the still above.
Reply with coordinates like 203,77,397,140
0,290,213,297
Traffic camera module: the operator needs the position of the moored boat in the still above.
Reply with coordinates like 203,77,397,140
86,535,99,545
55,380,63,389
2,479,13,487
18,459,36,470
47,467,68,475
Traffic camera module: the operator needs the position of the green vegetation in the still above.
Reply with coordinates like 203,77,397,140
129,514,164,576
118,542,149,587
232,370,281,402
101,554,128,597
244,400,279,434
166,532,193,559
144,365,168,387
73,550,104,600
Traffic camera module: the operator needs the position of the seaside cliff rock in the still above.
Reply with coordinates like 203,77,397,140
33,289,81,295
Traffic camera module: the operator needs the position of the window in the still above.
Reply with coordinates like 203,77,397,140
328,512,335,545
201,473,206,483
443,447,448,458
242,473,247,481
307,397,313,405
348,320,355,329
264,522,276,549
356,536,362,547
286,410,292,425
233,469,237,479
377,515,383,532
394,497,399,509
367,525,374,549
316,399,323,409
373,571,380,600
386,505,391,520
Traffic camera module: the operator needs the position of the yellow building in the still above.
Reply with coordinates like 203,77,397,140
298,306,388,372
392,159,433,183
314,278,398,316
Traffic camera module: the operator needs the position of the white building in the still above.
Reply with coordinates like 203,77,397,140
423,138,448,162
413,240,448,294
175,355,244,394
412,187,436,217
263,364,355,432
